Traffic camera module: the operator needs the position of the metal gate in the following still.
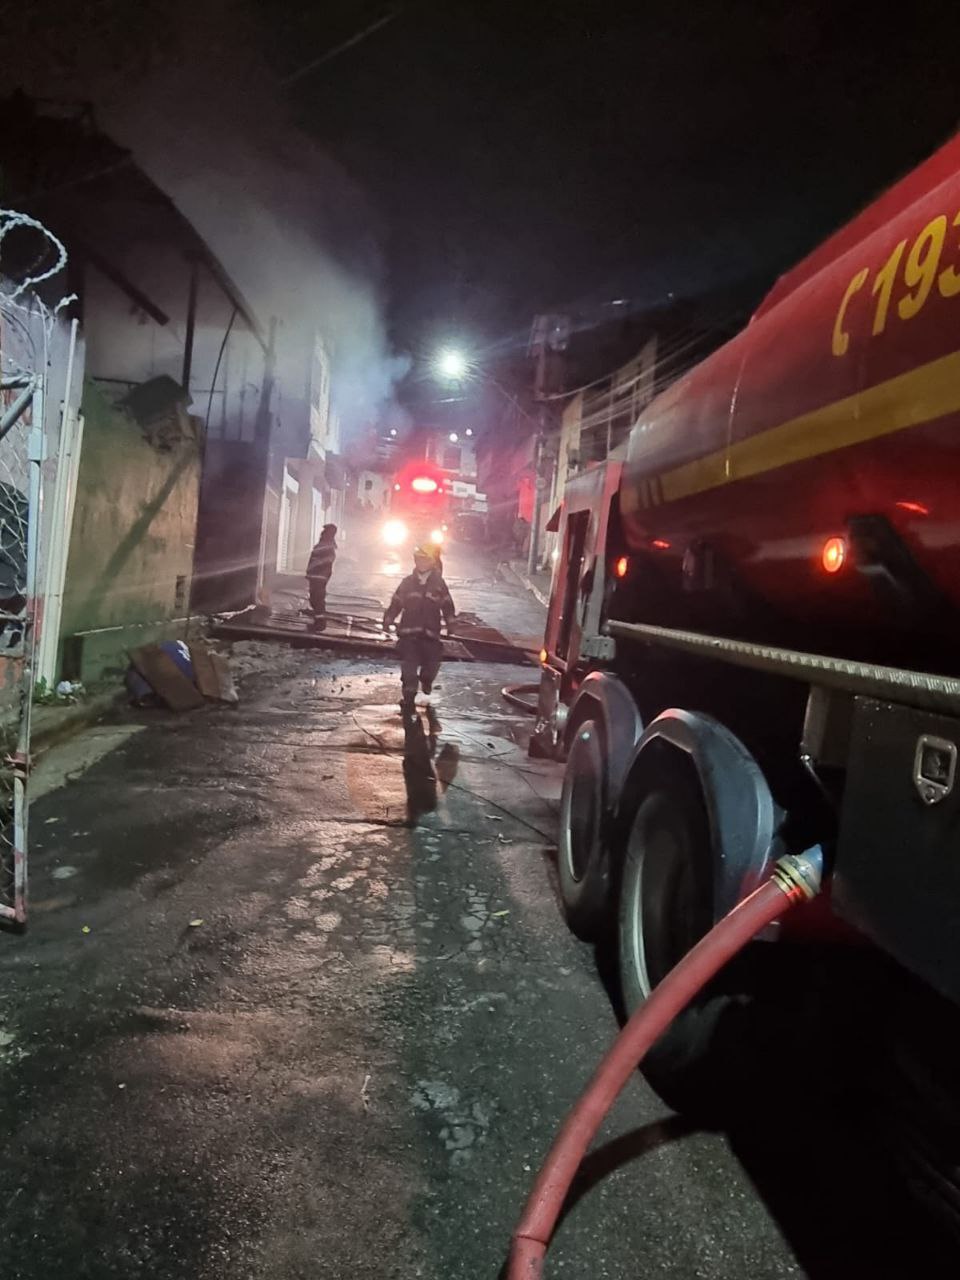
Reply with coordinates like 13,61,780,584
0,210,73,927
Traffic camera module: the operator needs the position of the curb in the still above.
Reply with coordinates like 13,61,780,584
31,690,126,756
497,561,551,609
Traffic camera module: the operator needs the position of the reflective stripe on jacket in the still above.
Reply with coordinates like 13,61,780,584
307,541,337,581
383,570,455,640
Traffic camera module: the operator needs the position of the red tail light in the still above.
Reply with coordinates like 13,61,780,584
821,536,846,574
614,556,629,579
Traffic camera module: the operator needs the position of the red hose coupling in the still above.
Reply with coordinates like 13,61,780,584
771,847,823,902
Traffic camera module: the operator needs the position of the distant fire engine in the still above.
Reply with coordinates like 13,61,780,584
381,459,450,551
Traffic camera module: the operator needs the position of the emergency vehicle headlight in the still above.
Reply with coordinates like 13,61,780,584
383,519,408,547
430,528,445,545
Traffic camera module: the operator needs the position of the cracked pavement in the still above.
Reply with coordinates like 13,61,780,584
0,548,953,1278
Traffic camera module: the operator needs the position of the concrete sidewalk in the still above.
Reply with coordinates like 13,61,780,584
497,560,551,610
31,685,126,755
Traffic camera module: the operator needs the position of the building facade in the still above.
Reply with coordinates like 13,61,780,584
1,96,344,681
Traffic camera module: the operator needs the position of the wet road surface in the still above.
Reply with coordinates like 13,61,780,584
1,547,956,1277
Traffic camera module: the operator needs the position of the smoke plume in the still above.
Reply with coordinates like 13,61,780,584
2,0,409,441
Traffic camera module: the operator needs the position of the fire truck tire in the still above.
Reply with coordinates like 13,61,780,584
617,765,860,1120
557,717,611,939
617,766,766,1118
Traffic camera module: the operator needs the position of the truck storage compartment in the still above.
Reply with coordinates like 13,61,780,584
834,696,960,1005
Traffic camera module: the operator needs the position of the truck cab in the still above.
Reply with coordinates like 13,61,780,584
534,461,623,757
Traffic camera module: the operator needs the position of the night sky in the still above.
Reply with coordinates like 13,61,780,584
265,0,960,359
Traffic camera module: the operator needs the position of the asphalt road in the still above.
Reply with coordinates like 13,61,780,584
0,537,956,1277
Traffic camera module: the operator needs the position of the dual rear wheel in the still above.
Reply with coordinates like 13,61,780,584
556,710,960,1241
557,726,804,1118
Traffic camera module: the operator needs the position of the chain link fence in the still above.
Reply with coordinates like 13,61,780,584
0,365,32,924
0,210,73,926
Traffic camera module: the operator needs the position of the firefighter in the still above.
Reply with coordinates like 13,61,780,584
306,523,337,632
383,544,456,712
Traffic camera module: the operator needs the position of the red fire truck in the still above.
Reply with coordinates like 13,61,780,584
536,133,960,1215
380,458,450,553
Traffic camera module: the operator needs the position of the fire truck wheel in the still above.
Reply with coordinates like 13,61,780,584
618,767,887,1121
617,767,746,1117
557,717,611,939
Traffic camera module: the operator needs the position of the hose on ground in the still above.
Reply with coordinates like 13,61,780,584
506,848,824,1279
501,683,539,714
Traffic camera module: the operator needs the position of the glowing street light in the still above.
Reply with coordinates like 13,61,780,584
448,432,459,443
436,348,469,381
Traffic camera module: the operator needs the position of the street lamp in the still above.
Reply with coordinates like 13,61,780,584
431,346,544,570
436,348,469,381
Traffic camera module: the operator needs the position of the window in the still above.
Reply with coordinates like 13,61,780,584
364,479,373,491
443,446,461,471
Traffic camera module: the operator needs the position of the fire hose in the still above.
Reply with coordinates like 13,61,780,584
506,847,824,1279
501,683,539,714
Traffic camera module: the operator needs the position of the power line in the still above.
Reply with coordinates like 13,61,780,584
282,8,401,86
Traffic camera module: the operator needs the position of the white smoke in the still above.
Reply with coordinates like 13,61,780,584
4,0,410,440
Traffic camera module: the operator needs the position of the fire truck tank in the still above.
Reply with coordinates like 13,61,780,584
619,133,960,674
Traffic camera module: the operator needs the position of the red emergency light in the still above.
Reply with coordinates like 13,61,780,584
821,536,846,574
411,475,439,494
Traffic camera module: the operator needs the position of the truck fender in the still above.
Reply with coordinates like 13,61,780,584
617,708,776,919
564,672,643,806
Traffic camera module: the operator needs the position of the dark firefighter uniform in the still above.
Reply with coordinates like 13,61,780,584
306,524,337,631
383,547,456,708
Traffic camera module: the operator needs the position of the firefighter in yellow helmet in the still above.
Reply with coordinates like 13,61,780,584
382,544,456,713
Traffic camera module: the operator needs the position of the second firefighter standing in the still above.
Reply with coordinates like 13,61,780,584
306,524,337,632
383,544,456,711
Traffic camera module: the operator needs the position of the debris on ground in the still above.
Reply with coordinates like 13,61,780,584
225,638,324,684
189,641,239,705
33,677,86,705
126,639,241,710
129,641,204,711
